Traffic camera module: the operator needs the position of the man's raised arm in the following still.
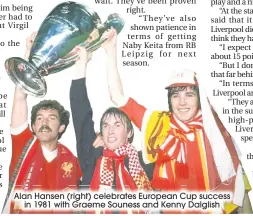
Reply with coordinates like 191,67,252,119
70,47,101,187
102,29,128,107
102,29,147,130
11,86,28,128
11,33,36,128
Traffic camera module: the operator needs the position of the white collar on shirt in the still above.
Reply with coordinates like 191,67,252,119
41,145,58,162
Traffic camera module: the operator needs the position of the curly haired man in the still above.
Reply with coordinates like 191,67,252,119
3,33,81,214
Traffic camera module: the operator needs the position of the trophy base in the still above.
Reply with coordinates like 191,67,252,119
5,57,47,97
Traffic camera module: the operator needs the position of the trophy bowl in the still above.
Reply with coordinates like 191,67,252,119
5,1,124,97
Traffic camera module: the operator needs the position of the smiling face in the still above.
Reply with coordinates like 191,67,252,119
170,86,199,122
101,114,131,151
32,108,65,145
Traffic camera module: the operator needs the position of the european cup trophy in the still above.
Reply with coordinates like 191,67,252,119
5,1,124,97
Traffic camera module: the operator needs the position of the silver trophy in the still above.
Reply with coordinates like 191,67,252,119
5,1,124,97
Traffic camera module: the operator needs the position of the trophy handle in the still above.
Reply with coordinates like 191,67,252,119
54,13,124,67
86,13,125,52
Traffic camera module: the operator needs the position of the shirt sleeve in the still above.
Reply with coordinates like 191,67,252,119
120,97,147,130
10,125,33,178
70,78,102,188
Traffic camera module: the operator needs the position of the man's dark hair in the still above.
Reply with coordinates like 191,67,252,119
167,86,201,111
100,107,134,143
31,100,70,139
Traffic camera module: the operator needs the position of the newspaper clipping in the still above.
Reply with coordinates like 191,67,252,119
0,0,252,214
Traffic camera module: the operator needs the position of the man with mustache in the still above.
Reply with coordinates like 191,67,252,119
3,33,82,214
100,29,252,213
